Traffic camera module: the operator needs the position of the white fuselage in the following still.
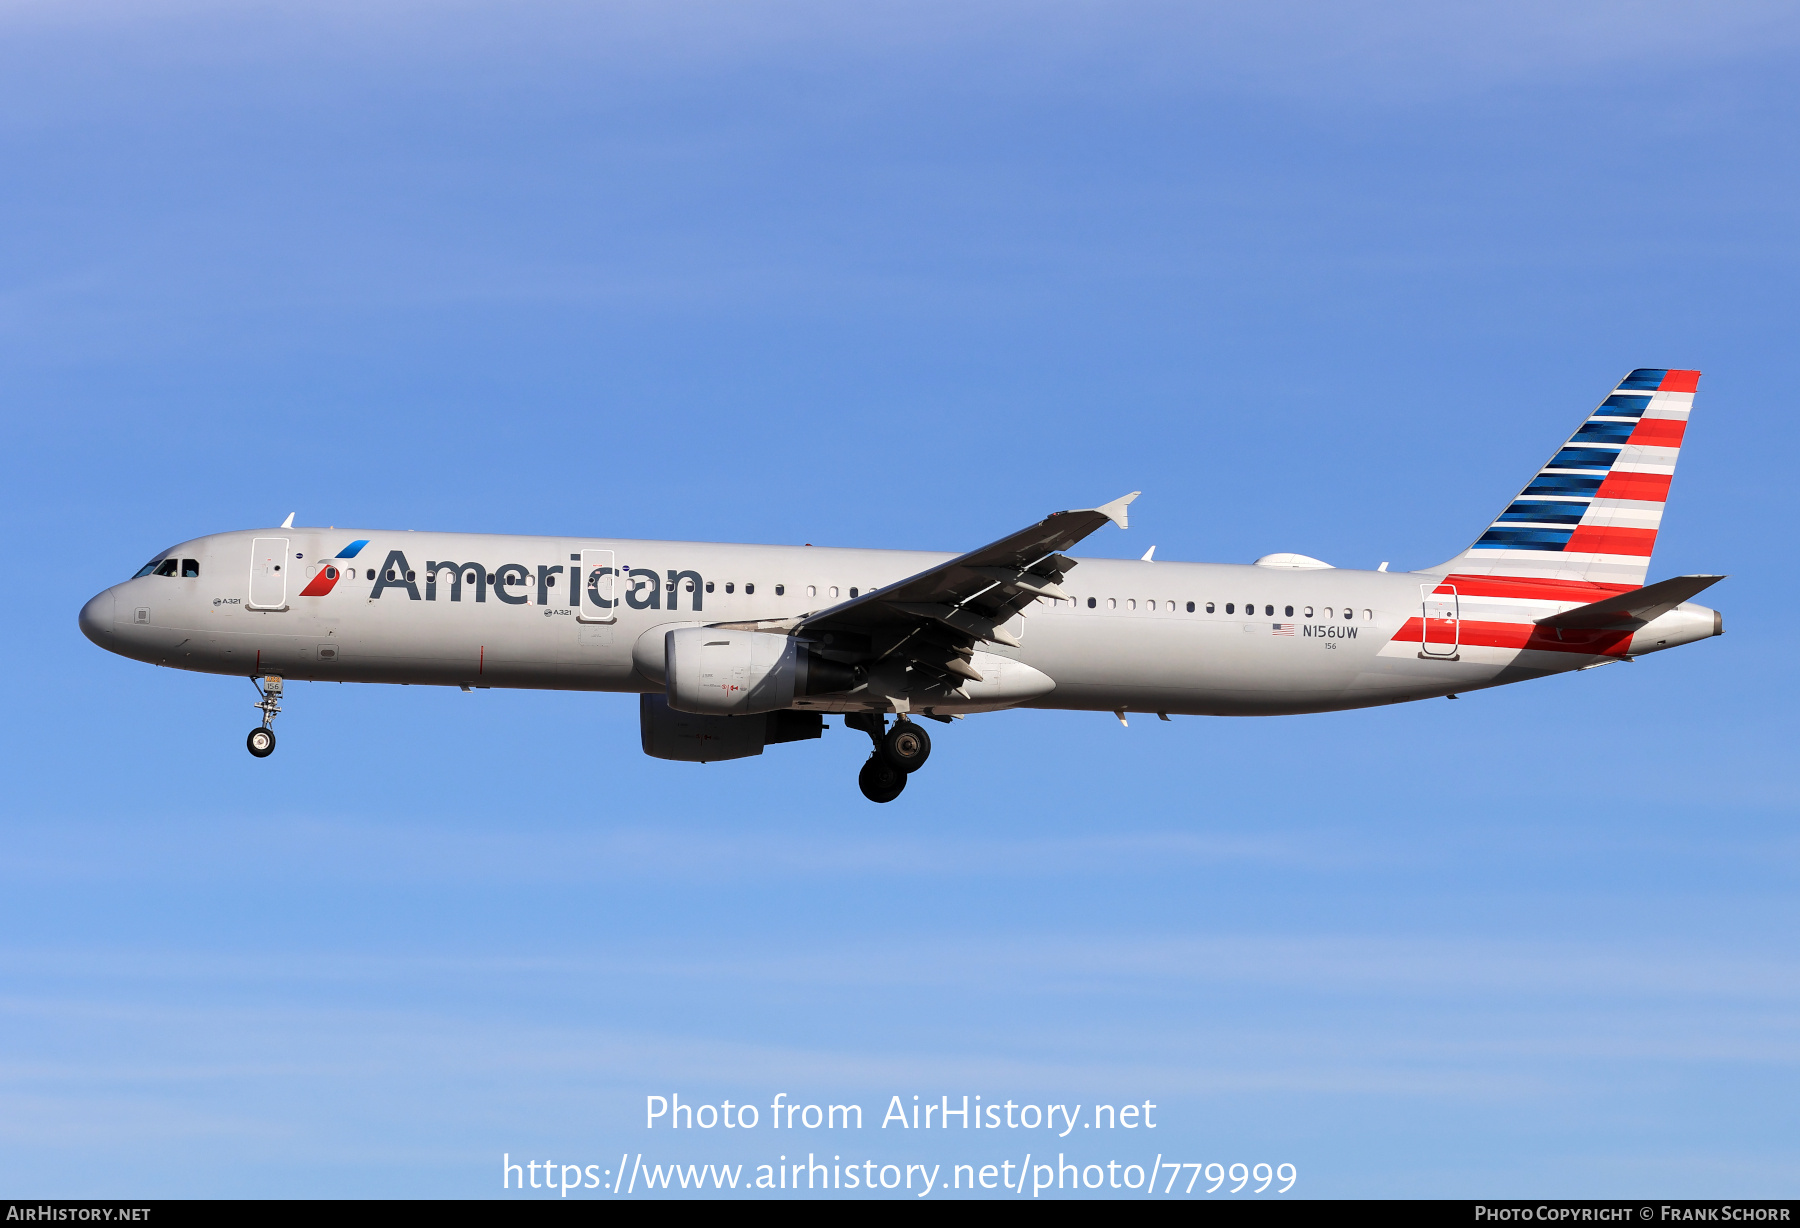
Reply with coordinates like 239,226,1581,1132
79,528,1721,718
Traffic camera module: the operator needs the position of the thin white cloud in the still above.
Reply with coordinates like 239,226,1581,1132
0,816,1372,884
1,0,1796,107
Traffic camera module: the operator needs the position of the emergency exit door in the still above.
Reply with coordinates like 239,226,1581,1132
248,537,290,610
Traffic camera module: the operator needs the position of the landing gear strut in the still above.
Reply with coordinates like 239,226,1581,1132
247,675,282,758
845,712,932,803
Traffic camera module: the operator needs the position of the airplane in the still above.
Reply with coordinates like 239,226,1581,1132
78,368,1723,803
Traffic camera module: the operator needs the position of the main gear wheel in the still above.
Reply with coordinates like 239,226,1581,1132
857,756,906,803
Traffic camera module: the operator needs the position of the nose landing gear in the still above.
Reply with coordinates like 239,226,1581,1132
845,712,933,803
247,675,283,758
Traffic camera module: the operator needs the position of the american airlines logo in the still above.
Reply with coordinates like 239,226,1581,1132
298,539,368,597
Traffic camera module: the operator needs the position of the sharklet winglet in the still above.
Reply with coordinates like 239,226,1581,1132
1095,491,1139,531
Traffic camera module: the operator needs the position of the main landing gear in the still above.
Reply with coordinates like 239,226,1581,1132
247,675,282,758
845,712,933,803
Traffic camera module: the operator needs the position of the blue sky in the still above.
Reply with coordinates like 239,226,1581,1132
1,0,1795,1198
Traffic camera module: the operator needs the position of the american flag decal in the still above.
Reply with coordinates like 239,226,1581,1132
1272,623,1295,636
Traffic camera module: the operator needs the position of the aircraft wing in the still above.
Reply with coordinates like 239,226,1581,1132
1535,573,1726,631
789,492,1138,683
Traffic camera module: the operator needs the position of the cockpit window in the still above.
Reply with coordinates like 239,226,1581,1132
182,559,200,578
132,560,161,578
153,559,179,577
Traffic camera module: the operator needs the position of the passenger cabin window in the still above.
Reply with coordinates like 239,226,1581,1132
1264,604,1274,616
1363,608,1373,621
1225,603,1235,614
705,582,714,593
1324,607,1333,618
1127,599,1136,610
726,582,735,593
1107,598,1117,610
1284,605,1293,617
1186,601,1195,612
1304,606,1313,618
1086,597,1096,608
807,585,817,597
775,584,785,596
1343,607,1354,619
1205,602,1215,613
829,586,839,598
849,587,858,598
745,583,755,595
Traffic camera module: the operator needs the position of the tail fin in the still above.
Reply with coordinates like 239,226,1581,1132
1425,368,1700,587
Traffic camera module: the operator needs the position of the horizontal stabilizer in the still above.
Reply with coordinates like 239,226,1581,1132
1535,574,1725,630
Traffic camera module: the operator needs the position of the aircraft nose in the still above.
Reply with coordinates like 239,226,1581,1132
79,589,116,646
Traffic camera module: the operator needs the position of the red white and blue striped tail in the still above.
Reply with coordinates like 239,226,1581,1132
1425,368,1699,588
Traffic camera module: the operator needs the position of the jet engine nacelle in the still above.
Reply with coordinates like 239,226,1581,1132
639,694,825,763
664,627,861,716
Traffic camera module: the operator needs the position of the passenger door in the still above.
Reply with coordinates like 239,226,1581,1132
577,548,616,623
249,537,290,610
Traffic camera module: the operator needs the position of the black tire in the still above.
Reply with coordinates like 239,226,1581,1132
247,727,276,758
881,720,932,773
857,756,907,803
